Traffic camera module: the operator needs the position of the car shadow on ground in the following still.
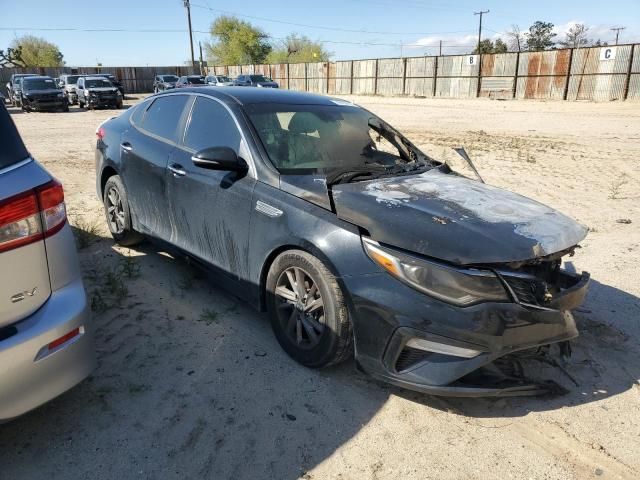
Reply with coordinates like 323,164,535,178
1,228,638,479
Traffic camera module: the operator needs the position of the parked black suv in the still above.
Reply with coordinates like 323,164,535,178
153,74,179,93
20,76,69,112
6,74,38,106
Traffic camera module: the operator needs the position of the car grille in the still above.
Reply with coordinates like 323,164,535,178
395,346,432,372
502,275,549,306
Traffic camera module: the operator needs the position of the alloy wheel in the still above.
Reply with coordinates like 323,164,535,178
106,186,125,234
275,266,325,349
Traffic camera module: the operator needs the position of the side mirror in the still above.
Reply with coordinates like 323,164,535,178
192,147,246,172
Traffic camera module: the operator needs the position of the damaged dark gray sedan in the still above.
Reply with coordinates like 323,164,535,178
95,88,589,396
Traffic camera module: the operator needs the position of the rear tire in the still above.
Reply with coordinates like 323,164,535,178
103,175,144,247
266,250,353,368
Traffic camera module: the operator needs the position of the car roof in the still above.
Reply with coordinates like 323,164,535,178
22,75,56,82
162,86,346,107
83,76,111,80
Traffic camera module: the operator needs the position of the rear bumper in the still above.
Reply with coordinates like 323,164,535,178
0,279,95,420
345,269,589,397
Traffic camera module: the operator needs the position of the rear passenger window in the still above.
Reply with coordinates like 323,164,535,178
141,95,188,142
183,97,241,153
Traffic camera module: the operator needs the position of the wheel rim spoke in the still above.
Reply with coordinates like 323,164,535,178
275,285,297,303
275,265,325,349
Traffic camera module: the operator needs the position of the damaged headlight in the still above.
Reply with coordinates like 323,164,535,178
362,238,509,306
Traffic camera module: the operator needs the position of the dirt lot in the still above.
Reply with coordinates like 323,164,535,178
1,94,639,480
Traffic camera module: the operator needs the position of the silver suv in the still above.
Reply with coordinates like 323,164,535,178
57,74,86,105
0,103,95,421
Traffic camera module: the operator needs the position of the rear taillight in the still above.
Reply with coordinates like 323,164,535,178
96,127,105,140
37,180,66,237
0,180,66,254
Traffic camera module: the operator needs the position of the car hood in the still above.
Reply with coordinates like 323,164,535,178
86,87,119,93
331,168,588,265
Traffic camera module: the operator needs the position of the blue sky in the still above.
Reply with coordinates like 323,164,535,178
1,0,638,66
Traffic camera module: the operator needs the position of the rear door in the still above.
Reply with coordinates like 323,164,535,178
120,94,190,241
166,95,256,278
0,105,51,329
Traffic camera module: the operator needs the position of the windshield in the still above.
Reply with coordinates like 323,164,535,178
23,78,58,90
246,102,431,175
161,75,178,82
250,75,268,82
216,76,231,82
86,78,113,88
65,75,82,84
187,76,205,84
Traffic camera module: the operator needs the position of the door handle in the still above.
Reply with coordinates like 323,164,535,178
121,142,133,152
168,163,186,177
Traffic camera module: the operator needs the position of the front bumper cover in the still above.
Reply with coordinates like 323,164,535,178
346,269,590,397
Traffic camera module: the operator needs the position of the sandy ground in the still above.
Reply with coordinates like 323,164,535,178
1,94,639,480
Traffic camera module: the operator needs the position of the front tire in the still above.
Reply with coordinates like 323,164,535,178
103,175,144,246
266,250,353,368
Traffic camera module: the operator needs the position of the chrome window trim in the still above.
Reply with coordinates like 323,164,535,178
177,92,257,178
0,157,32,175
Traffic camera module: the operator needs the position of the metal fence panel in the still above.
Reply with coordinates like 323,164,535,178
438,55,479,77
627,73,640,99
352,60,376,94
288,63,306,91
570,45,632,74
436,77,478,98
516,49,570,99
567,74,627,101
332,61,352,94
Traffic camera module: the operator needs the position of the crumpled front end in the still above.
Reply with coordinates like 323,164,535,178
344,243,590,397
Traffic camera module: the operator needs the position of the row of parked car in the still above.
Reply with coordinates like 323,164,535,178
152,73,279,93
4,73,125,112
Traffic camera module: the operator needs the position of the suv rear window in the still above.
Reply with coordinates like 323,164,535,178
0,104,29,170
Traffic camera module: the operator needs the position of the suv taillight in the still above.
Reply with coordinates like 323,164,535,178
0,180,66,254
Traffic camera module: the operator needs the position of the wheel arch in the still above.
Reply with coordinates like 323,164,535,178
258,240,343,312
99,165,118,198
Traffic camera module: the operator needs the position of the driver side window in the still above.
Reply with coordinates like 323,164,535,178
183,97,241,153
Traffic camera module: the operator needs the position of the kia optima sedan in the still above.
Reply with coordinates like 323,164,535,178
0,103,95,420
95,88,589,396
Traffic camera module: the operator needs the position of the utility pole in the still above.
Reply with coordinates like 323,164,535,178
183,0,195,69
474,10,489,53
439,40,442,56
199,41,204,75
611,26,626,45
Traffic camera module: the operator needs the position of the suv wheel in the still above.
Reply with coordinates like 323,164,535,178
266,250,353,368
103,175,144,246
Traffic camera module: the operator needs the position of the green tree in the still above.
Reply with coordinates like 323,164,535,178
525,21,557,51
266,34,332,63
10,35,64,67
472,38,508,54
206,16,271,65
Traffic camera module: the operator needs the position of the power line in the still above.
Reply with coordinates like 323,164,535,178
189,3,476,36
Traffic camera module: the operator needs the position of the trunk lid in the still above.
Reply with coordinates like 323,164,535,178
0,106,53,328
331,168,588,265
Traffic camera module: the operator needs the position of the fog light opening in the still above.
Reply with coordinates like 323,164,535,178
405,337,482,359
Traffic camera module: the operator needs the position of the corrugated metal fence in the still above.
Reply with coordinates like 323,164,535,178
2,45,637,101
208,44,639,101
0,65,198,96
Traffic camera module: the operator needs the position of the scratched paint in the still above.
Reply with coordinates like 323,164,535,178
363,169,587,256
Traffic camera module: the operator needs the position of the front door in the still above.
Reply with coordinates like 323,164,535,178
166,95,256,280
